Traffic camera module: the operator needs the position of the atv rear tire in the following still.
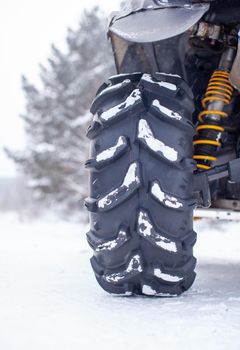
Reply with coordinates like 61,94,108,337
85,73,197,296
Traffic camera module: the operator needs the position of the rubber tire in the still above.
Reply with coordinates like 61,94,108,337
85,72,197,296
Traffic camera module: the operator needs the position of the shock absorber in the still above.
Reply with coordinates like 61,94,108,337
193,47,236,170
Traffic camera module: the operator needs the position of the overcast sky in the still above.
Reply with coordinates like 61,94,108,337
0,0,121,177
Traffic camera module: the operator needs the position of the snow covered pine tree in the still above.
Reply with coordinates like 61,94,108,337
7,7,114,214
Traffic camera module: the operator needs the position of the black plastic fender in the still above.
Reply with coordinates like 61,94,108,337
109,0,209,43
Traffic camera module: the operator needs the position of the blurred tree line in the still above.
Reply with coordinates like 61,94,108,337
7,6,115,216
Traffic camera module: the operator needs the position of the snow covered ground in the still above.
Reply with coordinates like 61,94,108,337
0,213,240,350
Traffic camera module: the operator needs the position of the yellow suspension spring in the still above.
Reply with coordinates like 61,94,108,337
193,70,234,170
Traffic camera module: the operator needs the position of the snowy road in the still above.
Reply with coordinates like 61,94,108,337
0,214,240,350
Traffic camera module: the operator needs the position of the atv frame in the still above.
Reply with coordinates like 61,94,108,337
85,0,240,296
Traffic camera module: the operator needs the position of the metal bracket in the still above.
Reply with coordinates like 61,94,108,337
194,208,240,221
193,158,240,208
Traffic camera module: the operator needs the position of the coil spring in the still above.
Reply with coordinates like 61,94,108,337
193,70,234,170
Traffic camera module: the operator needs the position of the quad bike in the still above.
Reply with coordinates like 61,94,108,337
85,0,240,296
